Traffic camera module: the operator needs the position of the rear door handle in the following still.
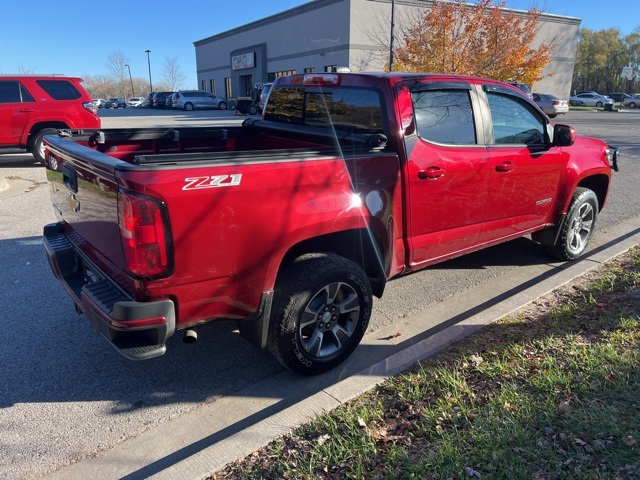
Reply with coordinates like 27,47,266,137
418,166,445,179
19,108,36,113
496,162,515,172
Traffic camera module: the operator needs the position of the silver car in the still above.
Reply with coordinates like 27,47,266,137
171,91,228,111
532,93,569,118
623,93,640,108
569,92,614,108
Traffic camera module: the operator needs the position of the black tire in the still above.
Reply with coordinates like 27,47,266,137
31,128,59,164
184,102,194,111
218,101,228,110
269,253,372,375
546,187,598,261
596,101,603,107
247,103,259,115
630,102,636,109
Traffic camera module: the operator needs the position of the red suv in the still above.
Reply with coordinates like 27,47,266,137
0,75,100,163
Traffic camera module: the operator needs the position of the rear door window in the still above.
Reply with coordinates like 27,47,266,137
0,81,34,103
411,88,476,144
36,80,82,100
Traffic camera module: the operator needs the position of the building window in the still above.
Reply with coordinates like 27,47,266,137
209,79,216,95
304,67,316,73
201,80,206,91
267,70,297,82
324,65,338,72
224,77,232,99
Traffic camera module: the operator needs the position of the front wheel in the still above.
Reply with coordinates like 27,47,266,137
247,103,259,115
630,102,636,109
596,101,603,107
546,187,598,261
184,102,194,111
269,253,372,375
218,101,228,110
31,128,59,164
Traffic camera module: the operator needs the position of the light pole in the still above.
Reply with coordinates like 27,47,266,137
124,64,134,98
389,0,395,72
145,50,153,93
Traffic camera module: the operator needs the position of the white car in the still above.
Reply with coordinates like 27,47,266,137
126,97,147,108
569,92,614,107
623,93,640,108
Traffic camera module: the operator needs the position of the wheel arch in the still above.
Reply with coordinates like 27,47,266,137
576,173,610,211
282,228,388,298
27,121,69,150
237,227,387,351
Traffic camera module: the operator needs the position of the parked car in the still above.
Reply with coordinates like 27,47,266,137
152,92,173,108
127,97,146,108
93,98,110,109
508,81,534,99
607,92,629,103
145,92,156,107
568,92,614,108
109,97,127,108
532,93,569,118
0,74,100,163
165,94,174,109
623,93,640,108
171,90,228,111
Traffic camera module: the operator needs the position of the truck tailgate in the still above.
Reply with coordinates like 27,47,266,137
45,134,128,290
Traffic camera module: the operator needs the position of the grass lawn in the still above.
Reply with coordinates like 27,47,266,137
212,247,640,480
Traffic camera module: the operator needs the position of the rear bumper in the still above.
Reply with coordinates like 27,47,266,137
43,223,175,360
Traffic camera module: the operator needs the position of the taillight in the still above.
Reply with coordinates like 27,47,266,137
83,102,99,116
552,100,560,105
118,190,173,278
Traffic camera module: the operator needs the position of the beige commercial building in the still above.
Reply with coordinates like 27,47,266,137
194,0,581,99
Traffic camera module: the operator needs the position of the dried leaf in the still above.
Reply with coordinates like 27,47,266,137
357,417,367,428
623,436,636,446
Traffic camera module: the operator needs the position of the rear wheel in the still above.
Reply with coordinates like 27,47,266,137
31,128,59,164
546,187,598,261
269,253,372,375
630,102,636,108
247,103,259,115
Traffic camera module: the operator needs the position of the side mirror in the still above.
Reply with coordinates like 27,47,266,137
553,124,575,147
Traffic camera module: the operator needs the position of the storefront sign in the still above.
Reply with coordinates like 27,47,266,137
232,53,255,70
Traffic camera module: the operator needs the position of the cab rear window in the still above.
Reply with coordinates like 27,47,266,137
264,86,384,133
36,80,82,100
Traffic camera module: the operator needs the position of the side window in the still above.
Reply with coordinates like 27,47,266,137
486,92,545,145
35,80,82,100
0,81,34,103
411,90,476,144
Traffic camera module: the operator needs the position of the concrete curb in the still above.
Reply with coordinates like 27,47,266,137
45,215,640,480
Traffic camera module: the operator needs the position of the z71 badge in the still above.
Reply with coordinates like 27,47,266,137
182,174,242,191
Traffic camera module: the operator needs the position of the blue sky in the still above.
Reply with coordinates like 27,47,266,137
0,0,637,89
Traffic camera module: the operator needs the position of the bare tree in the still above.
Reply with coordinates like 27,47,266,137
17,63,36,74
160,56,186,91
106,51,130,98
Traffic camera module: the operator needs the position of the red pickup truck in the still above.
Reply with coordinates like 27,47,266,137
42,72,619,374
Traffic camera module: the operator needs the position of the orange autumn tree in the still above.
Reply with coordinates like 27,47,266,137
392,0,553,84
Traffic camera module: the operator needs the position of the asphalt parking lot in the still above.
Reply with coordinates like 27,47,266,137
1,107,639,479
